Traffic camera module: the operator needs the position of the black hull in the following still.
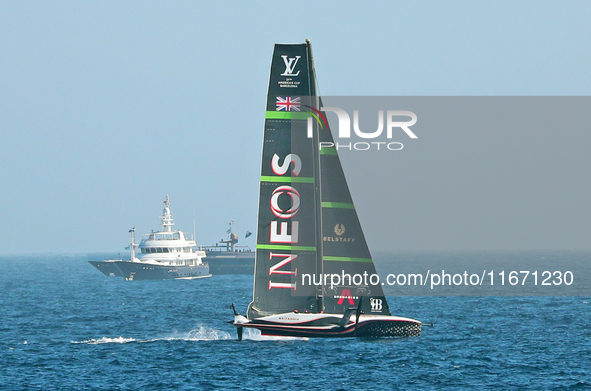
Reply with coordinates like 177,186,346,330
240,318,422,338
204,252,254,275
88,261,124,277
115,262,211,281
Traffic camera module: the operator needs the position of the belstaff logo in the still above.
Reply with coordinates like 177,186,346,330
280,55,301,76
324,224,355,243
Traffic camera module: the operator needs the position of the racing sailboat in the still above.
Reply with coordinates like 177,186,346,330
232,40,422,339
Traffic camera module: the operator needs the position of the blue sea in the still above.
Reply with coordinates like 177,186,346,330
1,253,590,390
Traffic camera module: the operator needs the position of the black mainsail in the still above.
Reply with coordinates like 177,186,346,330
235,40,421,338
247,42,319,318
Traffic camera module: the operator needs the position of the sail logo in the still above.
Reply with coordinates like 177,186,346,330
370,298,383,312
267,153,301,290
271,153,301,176
280,55,301,76
268,153,302,244
336,289,357,305
268,252,298,290
325,223,355,243
271,186,300,219
324,236,356,243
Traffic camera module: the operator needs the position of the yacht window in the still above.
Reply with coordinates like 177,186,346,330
157,248,163,253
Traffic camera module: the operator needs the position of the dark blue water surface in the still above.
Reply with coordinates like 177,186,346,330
1,253,590,390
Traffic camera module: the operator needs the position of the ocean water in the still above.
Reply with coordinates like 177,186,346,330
1,253,590,390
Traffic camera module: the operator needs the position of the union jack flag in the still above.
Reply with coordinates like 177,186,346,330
276,96,301,111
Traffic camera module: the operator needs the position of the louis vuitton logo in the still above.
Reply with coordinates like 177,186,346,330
281,55,301,76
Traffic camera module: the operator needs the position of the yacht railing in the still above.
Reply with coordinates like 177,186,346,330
143,231,193,241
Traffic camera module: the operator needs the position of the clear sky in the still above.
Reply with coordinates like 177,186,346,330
1,1,590,254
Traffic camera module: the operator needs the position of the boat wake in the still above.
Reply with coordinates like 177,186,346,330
163,325,232,341
72,336,137,344
71,326,309,345
71,325,233,344
241,328,309,342
174,275,212,280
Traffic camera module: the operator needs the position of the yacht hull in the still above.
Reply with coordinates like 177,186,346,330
88,261,124,277
205,252,254,275
115,262,211,281
235,313,422,338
